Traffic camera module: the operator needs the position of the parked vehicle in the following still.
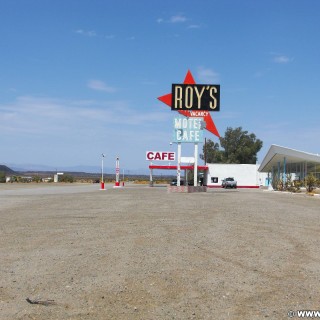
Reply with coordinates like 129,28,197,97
222,177,237,189
170,179,185,186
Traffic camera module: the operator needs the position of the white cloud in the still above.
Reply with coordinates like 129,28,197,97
0,96,170,137
157,14,188,24
273,55,292,63
0,96,173,168
197,67,220,83
75,29,97,37
87,80,116,93
170,14,187,23
269,52,293,64
75,29,115,40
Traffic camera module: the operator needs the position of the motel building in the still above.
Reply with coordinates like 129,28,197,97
149,145,320,188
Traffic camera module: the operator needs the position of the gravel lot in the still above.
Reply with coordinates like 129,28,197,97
1,183,320,320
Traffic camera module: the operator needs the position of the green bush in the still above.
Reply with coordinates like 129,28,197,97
32,175,42,183
272,174,301,192
0,171,6,183
305,174,317,193
285,174,301,193
59,174,75,183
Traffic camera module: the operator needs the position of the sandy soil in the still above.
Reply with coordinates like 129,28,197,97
1,184,320,319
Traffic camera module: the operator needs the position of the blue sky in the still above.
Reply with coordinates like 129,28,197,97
1,0,320,172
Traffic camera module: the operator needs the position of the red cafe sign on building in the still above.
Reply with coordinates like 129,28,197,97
146,151,176,161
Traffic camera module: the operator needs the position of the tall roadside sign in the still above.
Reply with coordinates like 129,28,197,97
158,70,220,138
158,70,220,187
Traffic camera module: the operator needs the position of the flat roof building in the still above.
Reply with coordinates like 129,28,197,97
258,145,320,182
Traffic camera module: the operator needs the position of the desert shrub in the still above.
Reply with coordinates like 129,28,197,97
271,174,301,192
59,174,75,183
32,175,42,183
292,180,302,192
285,174,301,193
305,174,317,193
272,175,285,191
0,171,6,183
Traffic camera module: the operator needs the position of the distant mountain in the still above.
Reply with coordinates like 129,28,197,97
62,165,106,174
1,163,176,178
57,165,151,175
0,165,16,174
6,163,151,175
8,163,100,173
10,164,56,172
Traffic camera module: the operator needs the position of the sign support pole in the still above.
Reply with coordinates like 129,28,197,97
194,143,198,186
100,154,105,190
115,157,120,187
149,162,153,187
177,142,181,187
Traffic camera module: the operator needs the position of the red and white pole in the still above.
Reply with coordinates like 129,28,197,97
115,156,120,187
100,153,105,190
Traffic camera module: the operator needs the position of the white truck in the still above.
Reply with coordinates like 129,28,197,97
222,177,237,189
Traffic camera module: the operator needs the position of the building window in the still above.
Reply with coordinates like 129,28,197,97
211,177,218,183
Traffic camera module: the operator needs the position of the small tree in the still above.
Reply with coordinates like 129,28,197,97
305,174,317,193
201,127,263,164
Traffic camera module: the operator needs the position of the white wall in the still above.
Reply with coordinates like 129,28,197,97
206,163,268,188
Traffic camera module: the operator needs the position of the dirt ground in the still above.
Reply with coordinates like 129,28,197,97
1,183,320,320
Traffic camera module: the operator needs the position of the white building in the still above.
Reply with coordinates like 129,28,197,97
205,163,267,188
149,144,320,189
205,145,320,188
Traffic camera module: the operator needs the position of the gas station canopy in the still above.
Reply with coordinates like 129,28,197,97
259,145,320,179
